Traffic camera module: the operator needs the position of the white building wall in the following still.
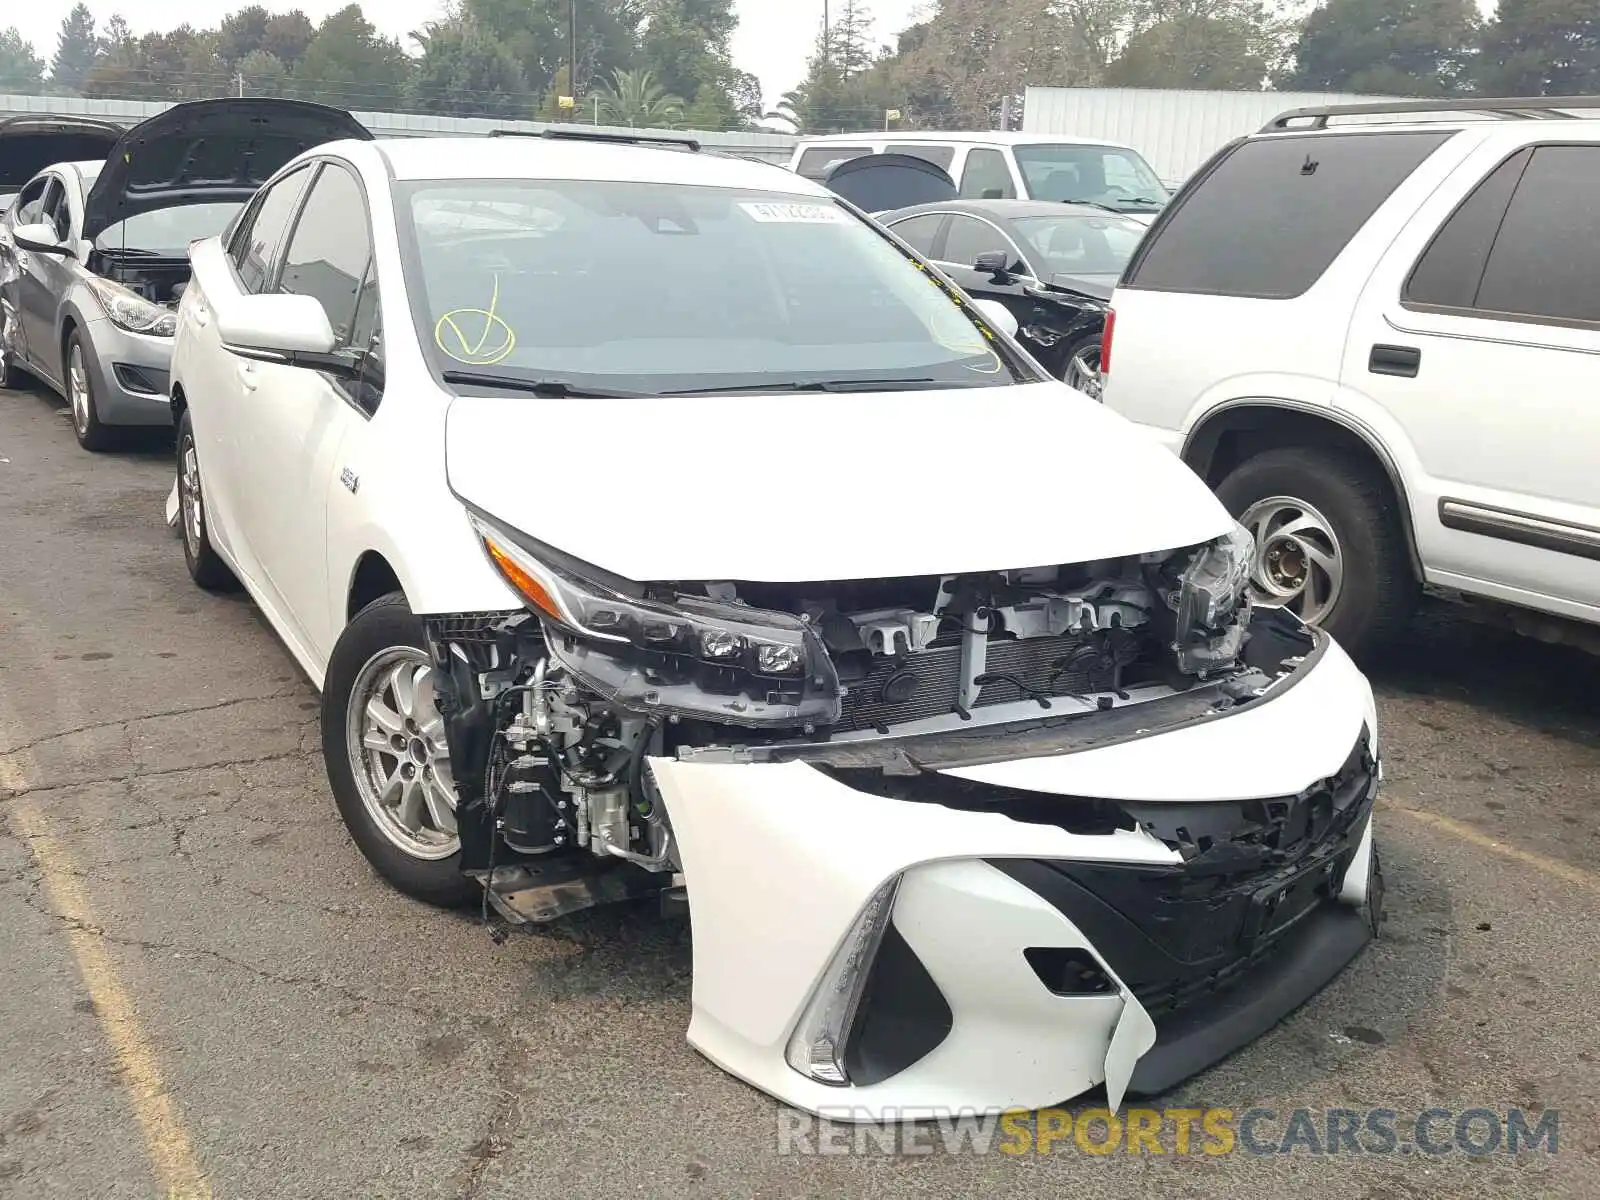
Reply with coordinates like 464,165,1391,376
1022,87,1402,185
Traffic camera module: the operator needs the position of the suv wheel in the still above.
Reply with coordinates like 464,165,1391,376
1215,446,1415,659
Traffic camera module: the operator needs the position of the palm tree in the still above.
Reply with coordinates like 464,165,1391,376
594,68,686,129
764,89,805,132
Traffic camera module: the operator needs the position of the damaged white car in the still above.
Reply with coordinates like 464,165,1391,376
166,130,1384,1118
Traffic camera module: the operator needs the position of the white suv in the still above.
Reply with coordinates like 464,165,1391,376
1103,97,1600,659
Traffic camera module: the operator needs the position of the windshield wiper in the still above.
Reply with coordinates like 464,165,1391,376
440,370,649,399
662,377,945,396
1060,199,1123,214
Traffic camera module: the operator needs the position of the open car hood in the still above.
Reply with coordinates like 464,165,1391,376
824,153,957,214
0,116,123,191
81,98,372,242
445,382,1234,583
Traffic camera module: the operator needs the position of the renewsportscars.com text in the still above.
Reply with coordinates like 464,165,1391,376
776,1106,1560,1158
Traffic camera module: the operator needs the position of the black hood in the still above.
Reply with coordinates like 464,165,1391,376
81,98,373,241
0,116,124,191
823,152,957,213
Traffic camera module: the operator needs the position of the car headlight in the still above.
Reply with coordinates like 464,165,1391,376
469,512,842,728
1173,521,1254,676
87,277,177,337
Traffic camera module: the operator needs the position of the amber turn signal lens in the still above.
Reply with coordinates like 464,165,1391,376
483,537,562,621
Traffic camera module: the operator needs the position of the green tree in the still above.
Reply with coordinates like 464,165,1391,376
1106,0,1289,90
237,49,292,98
49,2,99,92
217,6,273,64
408,15,531,118
261,11,317,68
1477,0,1600,96
0,27,45,92
82,14,143,98
293,4,411,110
464,0,640,101
1281,0,1478,95
594,68,685,128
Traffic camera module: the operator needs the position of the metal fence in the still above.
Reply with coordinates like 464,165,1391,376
0,92,799,165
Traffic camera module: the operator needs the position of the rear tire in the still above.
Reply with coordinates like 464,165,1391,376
322,594,478,909
66,330,116,452
1062,333,1103,399
1215,446,1416,660
176,410,236,591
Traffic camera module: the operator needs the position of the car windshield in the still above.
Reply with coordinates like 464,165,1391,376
1012,214,1147,278
1015,144,1168,211
94,202,243,256
397,179,1037,396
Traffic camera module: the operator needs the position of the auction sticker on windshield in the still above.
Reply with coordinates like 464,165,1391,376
740,201,848,224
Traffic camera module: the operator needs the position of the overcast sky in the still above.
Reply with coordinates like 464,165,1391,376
12,1,930,107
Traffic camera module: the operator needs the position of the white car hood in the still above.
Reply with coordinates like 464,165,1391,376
445,381,1232,582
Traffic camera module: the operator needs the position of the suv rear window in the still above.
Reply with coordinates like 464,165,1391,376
1124,131,1453,299
796,147,870,181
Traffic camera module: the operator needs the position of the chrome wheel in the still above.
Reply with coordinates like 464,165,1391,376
179,438,204,556
346,648,459,861
68,344,90,433
1239,495,1345,625
1066,345,1102,400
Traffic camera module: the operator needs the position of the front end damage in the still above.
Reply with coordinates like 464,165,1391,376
423,519,1383,1113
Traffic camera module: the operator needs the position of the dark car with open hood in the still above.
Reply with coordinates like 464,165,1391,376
0,115,123,212
0,98,371,449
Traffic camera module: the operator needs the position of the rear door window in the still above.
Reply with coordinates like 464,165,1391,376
1472,145,1600,325
1404,149,1532,311
796,147,870,181
887,144,955,171
886,213,946,256
1124,131,1453,299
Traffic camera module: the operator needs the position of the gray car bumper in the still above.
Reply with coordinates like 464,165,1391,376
81,316,173,427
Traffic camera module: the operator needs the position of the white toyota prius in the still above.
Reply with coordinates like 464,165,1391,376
166,130,1384,1119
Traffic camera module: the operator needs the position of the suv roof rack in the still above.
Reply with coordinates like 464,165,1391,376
1263,95,1600,132
488,127,702,152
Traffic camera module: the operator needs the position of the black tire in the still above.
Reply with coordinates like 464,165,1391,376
322,594,478,909
1214,446,1416,660
65,329,117,452
1061,333,1103,399
176,410,237,591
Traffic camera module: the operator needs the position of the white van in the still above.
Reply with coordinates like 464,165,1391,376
788,131,1170,221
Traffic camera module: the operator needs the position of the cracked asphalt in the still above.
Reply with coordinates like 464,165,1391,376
3,381,1600,1200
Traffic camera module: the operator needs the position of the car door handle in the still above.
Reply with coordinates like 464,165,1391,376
1369,344,1421,378
238,362,259,392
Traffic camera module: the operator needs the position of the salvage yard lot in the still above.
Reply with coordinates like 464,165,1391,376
2,381,1599,1199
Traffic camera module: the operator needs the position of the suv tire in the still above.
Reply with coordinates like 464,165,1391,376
1216,446,1415,659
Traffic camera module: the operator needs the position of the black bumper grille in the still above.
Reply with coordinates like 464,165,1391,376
996,734,1377,1017
837,632,1159,732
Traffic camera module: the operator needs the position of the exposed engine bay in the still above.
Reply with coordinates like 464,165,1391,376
422,525,1313,925
88,249,190,306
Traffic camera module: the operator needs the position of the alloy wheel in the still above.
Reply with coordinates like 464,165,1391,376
346,647,459,861
68,345,90,434
1238,495,1345,625
180,438,205,556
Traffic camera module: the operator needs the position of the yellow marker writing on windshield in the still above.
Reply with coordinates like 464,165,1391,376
435,274,517,366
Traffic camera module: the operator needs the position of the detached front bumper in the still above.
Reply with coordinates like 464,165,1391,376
649,633,1381,1119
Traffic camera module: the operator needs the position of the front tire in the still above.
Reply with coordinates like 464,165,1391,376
177,410,236,591
1062,333,1103,400
1215,446,1416,660
66,330,116,452
322,594,477,908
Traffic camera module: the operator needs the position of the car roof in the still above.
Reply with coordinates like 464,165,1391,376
368,136,820,194
881,199,1136,222
799,131,1130,149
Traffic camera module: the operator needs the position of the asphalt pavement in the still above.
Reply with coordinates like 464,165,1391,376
2,379,1599,1199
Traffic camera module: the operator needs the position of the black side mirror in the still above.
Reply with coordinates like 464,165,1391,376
974,250,1011,279
11,222,75,258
